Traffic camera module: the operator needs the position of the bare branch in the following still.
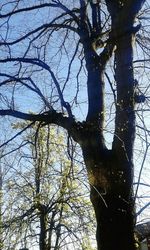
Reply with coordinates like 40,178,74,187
136,221,150,241
0,2,79,22
0,57,74,117
0,22,77,46
0,121,35,149
0,109,82,144
0,73,51,108
136,202,150,217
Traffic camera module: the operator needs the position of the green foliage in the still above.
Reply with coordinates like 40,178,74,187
2,122,96,249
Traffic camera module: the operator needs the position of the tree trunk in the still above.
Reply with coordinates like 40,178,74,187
82,141,137,250
39,205,47,250
81,37,138,249
90,183,136,250
79,0,141,247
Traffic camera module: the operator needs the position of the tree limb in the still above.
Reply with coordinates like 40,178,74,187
136,221,150,241
0,109,82,143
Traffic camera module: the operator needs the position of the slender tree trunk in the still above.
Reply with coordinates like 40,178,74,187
47,211,55,250
39,207,47,250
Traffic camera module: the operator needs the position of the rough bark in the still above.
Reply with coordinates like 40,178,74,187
82,144,136,250
80,2,146,250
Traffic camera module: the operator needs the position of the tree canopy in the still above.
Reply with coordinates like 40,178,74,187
0,1,150,250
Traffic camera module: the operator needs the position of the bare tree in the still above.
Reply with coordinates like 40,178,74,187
0,1,150,250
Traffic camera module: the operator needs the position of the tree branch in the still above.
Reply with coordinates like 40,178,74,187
90,0,101,33
0,109,82,143
0,73,51,109
0,22,77,46
136,221,150,241
0,2,79,23
0,57,74,117
0,3,58,18
136,202,150,217
0,121,35,149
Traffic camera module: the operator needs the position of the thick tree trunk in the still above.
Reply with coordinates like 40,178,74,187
82,144,137,250
78,2,146,250
90,184,136,250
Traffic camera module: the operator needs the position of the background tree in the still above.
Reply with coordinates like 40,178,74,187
0,1,150,250
1,123,95,250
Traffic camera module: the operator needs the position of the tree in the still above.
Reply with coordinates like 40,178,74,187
0,1,149,250
2,124,95,250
